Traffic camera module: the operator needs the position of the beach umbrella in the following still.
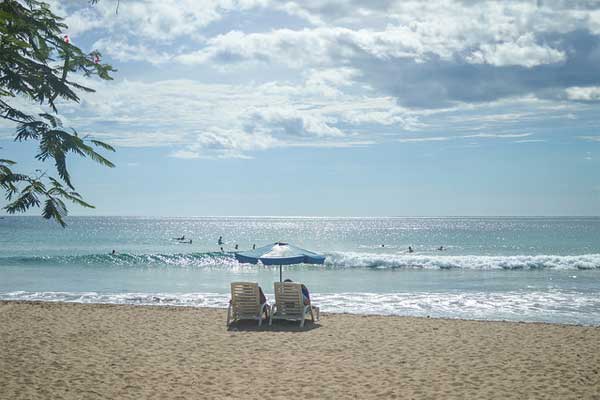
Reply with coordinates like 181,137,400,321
235,242,326,282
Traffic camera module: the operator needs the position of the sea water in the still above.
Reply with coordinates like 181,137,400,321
1,216,599,325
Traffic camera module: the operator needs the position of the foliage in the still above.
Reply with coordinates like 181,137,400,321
0,0,116,226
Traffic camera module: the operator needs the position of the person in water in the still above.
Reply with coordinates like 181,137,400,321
218,236,224,246
111,249,116,255
234,244,238,250
438,246,444,251
220,246,224,252
408,246,414,253
252,244,256,250
284,279,311,305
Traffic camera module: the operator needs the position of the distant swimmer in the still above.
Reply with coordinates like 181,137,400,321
381,244,385,247
220,246,224,252
438,246,444,251
174,235,185,241
408,246,414,253
218,236,224,246
111,250,116,255
252,244,256,250
234,244,238,250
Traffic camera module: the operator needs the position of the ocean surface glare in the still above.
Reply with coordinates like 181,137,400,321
1,216,599,325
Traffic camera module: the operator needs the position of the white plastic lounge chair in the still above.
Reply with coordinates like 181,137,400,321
269,282,320,328
226,282,270,327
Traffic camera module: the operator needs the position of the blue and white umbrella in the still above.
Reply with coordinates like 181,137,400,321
235,242,325,282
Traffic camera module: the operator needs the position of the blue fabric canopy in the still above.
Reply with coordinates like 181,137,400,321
235,242,326,265
235,242,325,281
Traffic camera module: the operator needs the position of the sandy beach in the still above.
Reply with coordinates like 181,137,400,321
0,301,599,399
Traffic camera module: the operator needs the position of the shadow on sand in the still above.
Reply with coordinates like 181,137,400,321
227,319,321,332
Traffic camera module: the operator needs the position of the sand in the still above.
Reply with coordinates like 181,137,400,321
0,301,599,399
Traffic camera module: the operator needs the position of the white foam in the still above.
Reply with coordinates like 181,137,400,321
2,290,599,325
325,252,600,270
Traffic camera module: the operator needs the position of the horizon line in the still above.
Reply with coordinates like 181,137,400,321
3,215,600,219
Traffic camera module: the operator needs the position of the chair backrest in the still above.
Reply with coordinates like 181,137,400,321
273,282,304,315
230,282,260,316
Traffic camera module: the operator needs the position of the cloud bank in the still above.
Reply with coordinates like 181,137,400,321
11,0,599,158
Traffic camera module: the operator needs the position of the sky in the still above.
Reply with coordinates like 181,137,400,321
1,0,600,216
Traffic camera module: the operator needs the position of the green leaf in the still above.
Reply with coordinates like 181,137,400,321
41,197,67,227
90,139,116,152
0,0,117,227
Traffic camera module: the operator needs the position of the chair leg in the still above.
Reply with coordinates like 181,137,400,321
300,315,305,328
310,306,315,323
226,304,232,326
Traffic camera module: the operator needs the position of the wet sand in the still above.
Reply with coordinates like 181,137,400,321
0,301,599,399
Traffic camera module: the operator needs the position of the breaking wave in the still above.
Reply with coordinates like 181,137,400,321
0,252,237,268
2,290,599,325
1,251,600,270
324,252,600,270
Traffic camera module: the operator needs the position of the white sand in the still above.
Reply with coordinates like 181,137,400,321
1,301,599,399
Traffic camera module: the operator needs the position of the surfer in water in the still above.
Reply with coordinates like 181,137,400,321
252,244,256,250
218,236,224,246
408,246,414,253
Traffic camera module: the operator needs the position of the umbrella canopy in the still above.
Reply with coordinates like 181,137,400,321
235,242,325,281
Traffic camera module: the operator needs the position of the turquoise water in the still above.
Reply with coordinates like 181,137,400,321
1,216,600,324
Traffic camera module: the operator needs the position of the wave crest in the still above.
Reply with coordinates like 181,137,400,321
0,252,237,268
1,251,600,270
324,252,600,270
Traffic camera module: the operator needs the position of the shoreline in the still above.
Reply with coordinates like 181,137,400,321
0,294,600,328
0,299,597,328
1,301,599,399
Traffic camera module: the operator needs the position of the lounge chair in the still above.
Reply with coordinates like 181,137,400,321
226,282,270,327
269,282,320,327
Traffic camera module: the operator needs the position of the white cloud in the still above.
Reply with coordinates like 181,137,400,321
467,34,565,68
14,0,598,160
171,3,577,70
578,136,600,142
397,136,451,143
513,139,546,143
93,38,172,65
49,76,424,157
246,108,344,137
462,133,532,139
55,0,270,41
566,86,600,102
170,150,202,159
397,132,537,144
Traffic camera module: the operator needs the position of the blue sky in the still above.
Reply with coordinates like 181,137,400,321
2,0,600,216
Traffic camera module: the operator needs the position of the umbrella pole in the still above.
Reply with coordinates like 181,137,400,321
279,265,282,282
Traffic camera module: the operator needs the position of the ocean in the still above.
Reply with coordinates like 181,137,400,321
1,216,599,325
